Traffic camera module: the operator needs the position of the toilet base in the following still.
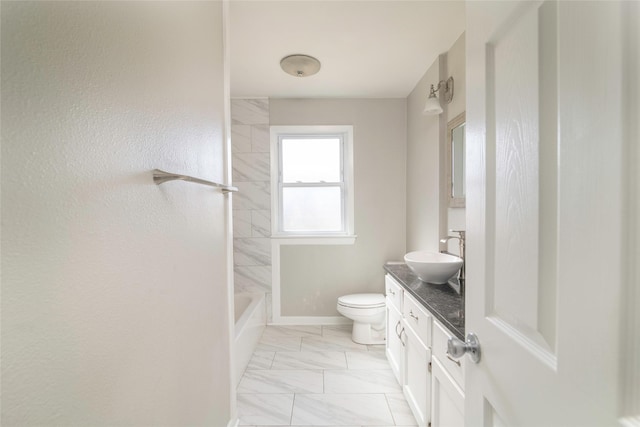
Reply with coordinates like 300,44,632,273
351,321,386,345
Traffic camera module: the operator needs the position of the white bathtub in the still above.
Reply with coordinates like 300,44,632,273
234,293,266,384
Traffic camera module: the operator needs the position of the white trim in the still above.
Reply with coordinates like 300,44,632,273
269,316,352,326
226,418,240,427
270,125,355,238
271,235,357,245
221,1,237,424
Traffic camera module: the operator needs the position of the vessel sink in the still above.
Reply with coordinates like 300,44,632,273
404,251,463,284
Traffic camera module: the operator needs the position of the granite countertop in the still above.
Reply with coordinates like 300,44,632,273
384,262,465,340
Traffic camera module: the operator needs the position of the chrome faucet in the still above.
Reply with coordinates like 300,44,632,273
441,230,466,322
440,230,465,281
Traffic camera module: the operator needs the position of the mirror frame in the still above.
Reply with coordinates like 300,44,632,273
447,112,466,208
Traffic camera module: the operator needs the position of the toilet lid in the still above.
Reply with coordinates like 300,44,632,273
338,293,386,308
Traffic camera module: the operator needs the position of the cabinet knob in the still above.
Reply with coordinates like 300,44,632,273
447,333,481,363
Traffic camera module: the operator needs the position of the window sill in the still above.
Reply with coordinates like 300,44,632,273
271,235,357,245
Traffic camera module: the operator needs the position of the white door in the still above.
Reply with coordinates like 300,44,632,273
465,1,635,425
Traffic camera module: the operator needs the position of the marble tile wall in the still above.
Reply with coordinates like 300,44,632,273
231,99,273,322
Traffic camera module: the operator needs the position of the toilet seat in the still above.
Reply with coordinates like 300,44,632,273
337,293,385,309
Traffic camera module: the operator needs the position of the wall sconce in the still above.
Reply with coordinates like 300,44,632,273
422,76,454,115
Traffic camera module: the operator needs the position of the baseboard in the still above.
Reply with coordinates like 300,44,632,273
269,316,352,326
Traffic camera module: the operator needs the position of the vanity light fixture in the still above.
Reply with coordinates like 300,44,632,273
280,54,321,77
423,76,454,115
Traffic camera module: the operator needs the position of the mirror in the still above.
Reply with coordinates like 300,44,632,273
447,112,465,208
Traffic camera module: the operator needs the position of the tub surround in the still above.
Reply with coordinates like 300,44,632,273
384,262,464,339
231,99,273,323
234,293,266,385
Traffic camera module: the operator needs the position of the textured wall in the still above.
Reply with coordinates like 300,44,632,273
1,2,231,425
270,99,407,317
231,99,273,322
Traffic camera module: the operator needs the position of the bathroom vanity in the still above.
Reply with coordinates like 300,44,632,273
384,263,464,427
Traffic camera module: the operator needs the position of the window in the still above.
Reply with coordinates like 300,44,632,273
271,126,354,241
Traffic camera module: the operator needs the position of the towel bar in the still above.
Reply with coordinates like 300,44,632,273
152,169,238,193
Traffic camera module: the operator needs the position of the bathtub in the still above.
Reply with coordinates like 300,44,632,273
234,293,266,384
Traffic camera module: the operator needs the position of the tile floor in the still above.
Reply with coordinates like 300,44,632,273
237,325,417,427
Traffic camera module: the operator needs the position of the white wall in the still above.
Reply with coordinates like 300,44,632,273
270,99,407,318
406,32,465,255
406,58,441,252
1,2,232,425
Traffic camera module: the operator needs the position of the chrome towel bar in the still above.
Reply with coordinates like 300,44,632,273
152,169,238,193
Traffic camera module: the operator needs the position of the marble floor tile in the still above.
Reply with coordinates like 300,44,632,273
256,336,302,352
345,351,391,370
324,369,402,394
272,351,348,370
301,335,368,352
321,324,353,338
247,351,275,370
290,393,394,426
238,370,323,394
262,325,323,339
367,344,387,352
385,393,418,426
237,393,294,426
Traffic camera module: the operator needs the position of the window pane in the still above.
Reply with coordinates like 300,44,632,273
281,138,341,183
282,187,343,232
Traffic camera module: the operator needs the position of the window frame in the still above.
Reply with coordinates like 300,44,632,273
270,125,355,243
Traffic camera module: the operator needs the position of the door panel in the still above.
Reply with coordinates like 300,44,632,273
486,1,557,358
466,1,627,425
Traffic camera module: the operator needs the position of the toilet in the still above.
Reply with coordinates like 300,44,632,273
336,293,386,345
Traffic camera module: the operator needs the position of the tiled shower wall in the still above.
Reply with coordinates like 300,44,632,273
231,99,272,322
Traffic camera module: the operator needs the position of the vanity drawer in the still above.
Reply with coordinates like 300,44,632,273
385,274,403,312
432,320,465,389
402,292,432,347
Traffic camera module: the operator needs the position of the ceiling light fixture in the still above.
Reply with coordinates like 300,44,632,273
423,76,454,115
280,54,321,78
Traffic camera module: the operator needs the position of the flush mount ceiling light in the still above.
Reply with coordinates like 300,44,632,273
280,54,321,78
423,76,455,115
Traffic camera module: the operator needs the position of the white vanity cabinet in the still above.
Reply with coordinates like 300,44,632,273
385,274,404,385
384,273,466,427
430,320,465,427
402,293,432,427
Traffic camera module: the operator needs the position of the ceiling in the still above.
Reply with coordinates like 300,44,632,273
229,1,465,99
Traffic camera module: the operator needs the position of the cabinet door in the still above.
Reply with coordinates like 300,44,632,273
386,300,403,385
403,322,431,427
431,356,464,427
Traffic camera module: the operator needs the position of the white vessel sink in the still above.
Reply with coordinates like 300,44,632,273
404,251,463,284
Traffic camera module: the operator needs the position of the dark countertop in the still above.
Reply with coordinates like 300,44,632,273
384,262,465,340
